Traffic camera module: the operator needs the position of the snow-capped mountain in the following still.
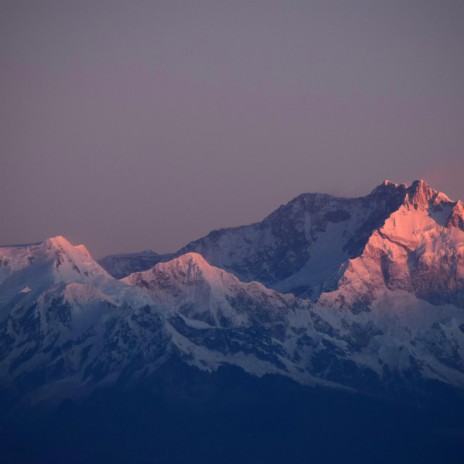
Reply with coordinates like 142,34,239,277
124,252,464,392
319,180,464,310
169,180,409,298
153,180,464,312
123,252,307,328
101,179,464,312
0,236,169,400
1,180,464,408
98,180,408,291
0,236,112,318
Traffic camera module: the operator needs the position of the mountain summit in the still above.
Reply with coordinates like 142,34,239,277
97,180,464,311
0,235,113,318
144,180,461,308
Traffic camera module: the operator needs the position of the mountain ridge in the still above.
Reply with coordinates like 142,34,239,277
1,180,464,408
134,179,463,308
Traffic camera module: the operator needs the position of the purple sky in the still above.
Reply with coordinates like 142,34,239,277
1,1,463,258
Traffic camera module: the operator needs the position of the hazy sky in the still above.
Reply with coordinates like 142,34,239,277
1,1,463,258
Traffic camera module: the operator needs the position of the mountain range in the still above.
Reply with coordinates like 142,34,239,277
1,179,464,463
100,179,464,306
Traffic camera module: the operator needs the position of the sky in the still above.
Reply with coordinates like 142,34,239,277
1,0,463,258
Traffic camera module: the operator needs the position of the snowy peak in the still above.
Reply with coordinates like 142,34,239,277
123,252,239,294
404,179,452,210
165,179,463,309
123,252,303,328
173,179,411,297
155,252,227,283
42,236,96,272
161,251,210,270
319,181,464,309
43,235,75,249
369,179,407,197
43,235,90,254
39,235,110,281
369,178,454,210
99,179,460,291
0,235,112,298
44,236,94,262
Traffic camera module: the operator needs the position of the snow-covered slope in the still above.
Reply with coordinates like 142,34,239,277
122,252,464,392
0,236,116,320
0,236,109,285
122,254,320,384
123,252,307,328
0,237,168,400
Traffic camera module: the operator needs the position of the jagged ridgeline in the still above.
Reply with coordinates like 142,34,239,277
1,180,464,463
102,179,464,306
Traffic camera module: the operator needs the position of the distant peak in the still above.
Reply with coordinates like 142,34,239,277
382,179,397,187
42,236,93,258
153,252,226,282
409,178,432,193
405,179,451,208
135,252,230,288
172,252,210,268
43,235,73,248
370,179,407,196
369,179,452,209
